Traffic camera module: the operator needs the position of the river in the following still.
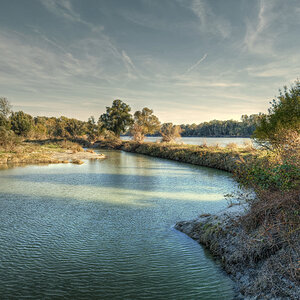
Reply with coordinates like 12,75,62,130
0,149,238,299
121,136,252,147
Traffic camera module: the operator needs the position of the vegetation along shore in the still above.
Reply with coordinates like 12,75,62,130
0,140,105,166
0,80,299,298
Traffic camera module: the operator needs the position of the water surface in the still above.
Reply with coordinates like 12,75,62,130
122,136,251,147
0,150,238,299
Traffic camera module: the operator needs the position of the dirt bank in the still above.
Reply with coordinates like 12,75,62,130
175,205,300,299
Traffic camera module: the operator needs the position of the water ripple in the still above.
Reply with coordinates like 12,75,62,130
0,150,236,299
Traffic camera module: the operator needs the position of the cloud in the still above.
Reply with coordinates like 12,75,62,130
40,0,103,32
187,0,231,38
39,0,141,80
243,0,300,56
40,0,80,22
177,81,242,88
246,58,300,82
0,28,135,95
243,0,276,55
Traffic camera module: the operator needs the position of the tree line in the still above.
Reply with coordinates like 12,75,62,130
1,79,299,146
180,114,261,137
0,97,262,145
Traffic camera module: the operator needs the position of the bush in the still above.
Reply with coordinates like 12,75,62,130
0,127,21,151
58,140,83,152
254,80,300,149
160,123,182,143
236,159,300,191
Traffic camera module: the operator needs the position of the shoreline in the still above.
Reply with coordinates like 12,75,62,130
94,140,299,299
0,142,106,166
94,140,262,173
174,204,300,299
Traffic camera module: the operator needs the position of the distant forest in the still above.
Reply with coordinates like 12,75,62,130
179,114,261,137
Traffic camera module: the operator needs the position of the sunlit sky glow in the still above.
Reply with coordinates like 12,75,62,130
0,0,299,123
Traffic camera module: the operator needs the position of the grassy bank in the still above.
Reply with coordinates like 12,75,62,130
95,139,266,173
0,140,105,166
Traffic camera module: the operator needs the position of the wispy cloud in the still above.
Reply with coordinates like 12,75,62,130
40,0,103,32
243,0,276,55
40,0,141,80
0,29,126,91
176,81,242,88
186,0,231,38
242,0,300,56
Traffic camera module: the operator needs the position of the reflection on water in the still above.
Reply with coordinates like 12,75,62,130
0,150,237,299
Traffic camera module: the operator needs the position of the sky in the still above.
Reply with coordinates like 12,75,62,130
0,0,299,124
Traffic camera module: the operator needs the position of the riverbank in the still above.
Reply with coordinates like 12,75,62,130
175,204,300,299
94,140,263,173
94,140,300,299
0,141,105,166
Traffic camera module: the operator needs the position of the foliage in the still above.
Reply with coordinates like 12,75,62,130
99,100,133,137
160,123,182,143
254,80,300,149
0,97,12,118
65,118,85,138
86,116,103,143
235,157,300,192
0,127,21,151
0,97,12,129
130,107,161,142
10,111,33,136
236,80,300,192
180,114,261,137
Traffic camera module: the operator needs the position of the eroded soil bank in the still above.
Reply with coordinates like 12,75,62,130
175,205,300,299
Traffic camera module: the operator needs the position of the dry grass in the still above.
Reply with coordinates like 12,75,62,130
71,159,84,165
226,142,238,150
0,141,84,165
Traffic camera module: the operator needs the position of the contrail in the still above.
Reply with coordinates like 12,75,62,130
184,53,207,74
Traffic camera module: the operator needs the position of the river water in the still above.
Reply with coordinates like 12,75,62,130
122,136,252,147
0,150,238,299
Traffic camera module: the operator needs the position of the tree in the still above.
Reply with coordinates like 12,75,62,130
32,116,47,139
160,123,182,143
130,107,161,142
0,127,20,151
86,116,103,142
10,111,33,136
99,100,133,137
53,117,68,138
0,97,12,129
65,118,85,138
254,80,300,149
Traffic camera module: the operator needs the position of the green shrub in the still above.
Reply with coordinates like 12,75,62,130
236,159,300,192
0,127,21,151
